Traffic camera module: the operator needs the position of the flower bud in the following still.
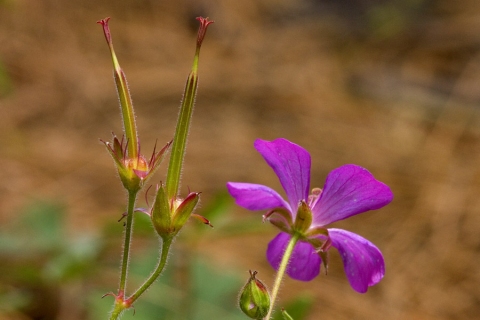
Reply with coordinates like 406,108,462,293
150,184,201,240
102,134,171,193
150,184,171,238
239,270,271,320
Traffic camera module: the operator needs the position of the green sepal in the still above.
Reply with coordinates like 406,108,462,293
319,250,329,275
304,226,328,238
151,184,172,239
112,135,124,160
306,232,331,275
102,140,124,169
264,207,293,231
293,201,312,233
103,139,142,192
146,140,172,180
171,192,200,234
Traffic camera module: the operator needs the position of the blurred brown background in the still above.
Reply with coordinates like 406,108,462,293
1,0,480,319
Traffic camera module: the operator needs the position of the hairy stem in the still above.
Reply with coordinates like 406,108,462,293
265,233,299,320
108,190,138,320
127,235,174,303
165,17,213,200
120,191,137,293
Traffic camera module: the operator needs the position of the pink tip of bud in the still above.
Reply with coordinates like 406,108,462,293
97,17,112,44
195,17,214,48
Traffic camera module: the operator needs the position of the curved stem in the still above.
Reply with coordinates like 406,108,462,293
108,233,173,320
265,233,299,320
127,235,174,304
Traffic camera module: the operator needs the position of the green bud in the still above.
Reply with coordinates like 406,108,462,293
102,134,171,193
239,270,271,320
151,184,171,238
150,185,200,239
171,192,200,233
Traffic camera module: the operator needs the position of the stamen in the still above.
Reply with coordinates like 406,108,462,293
308,187,322,207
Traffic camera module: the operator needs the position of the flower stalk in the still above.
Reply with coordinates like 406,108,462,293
265,233,299,320
127,235,174,304
119,190,137,295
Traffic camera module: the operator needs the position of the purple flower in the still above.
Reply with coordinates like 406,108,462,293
227,138,393,293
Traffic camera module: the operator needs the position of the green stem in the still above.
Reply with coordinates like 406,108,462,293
120,191,137,293
108,190,138,320
127,235,174,303
108,231,173,320
265,233,300,320
109,300,124,320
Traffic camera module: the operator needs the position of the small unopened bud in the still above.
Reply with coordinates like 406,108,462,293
239,270,271,320
151,184,201,240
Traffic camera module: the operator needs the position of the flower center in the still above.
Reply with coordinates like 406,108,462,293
125,156,149,173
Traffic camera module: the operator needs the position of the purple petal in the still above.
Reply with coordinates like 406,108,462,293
328,228,385,293
311,164,393,226
267,232,321,281
227,182,291,211
254,139,311,215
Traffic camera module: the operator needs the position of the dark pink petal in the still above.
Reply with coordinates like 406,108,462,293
254,139,310,215
227,182,291,212
328,228,385,293
311,164,393,226
267,232,320,281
